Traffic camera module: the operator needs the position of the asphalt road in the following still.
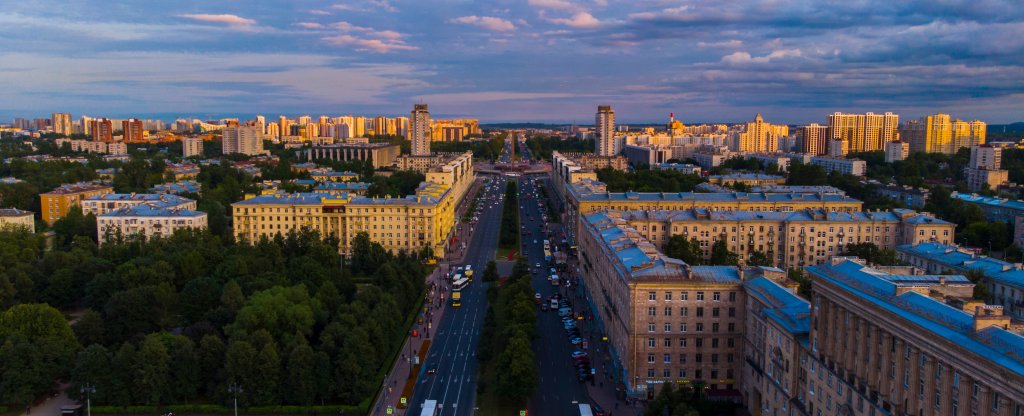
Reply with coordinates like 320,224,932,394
518,143,598,416
407,141,514,415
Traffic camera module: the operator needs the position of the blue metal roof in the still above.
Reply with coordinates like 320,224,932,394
744,277,812,334
952,192,1024,213
101,204,205,218
149,181,201,195
570,180,863,204
619,208,949,225
897,242,1024,290
315,181,370,191
807,260,1024,377
709,173,785,180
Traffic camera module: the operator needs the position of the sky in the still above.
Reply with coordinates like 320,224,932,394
0,0,1022,124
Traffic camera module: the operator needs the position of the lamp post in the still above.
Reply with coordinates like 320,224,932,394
80,384,96,416
228,383,243,416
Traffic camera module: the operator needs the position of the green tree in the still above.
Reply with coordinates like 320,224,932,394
224,339,259,405
135,333,171,405
747,250,773,267
70,344,112,403
197,335,226,398
253,340,281,405
0,303,81,404
665,236,703,265
493,330,538,405
73,309,106,347
109,342,138,406
284,337,316,405
226,284,320,346
482,260,499,282
709,240,739,265
168,335,201,402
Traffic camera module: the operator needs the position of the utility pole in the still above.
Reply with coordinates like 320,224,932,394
228,383,243,416
80,384,96,416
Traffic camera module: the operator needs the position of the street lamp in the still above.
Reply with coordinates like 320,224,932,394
80,384,95,416
228,383,243,416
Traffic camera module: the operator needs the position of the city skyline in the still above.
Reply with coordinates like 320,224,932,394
1,0,1022,123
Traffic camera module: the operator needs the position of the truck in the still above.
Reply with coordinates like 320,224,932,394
464,264,474,280
420,399,438,416
550,274,560,286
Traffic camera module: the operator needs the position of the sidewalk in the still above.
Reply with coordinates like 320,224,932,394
369,178,483,416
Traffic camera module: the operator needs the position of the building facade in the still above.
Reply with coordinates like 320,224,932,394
826,112,899,153
596,105,617,156
51,113,72,136
304,142,401,168
222,125,265,156
885,141,910,162
98,204,207,244
806,259,1023,416
0,208,34,232
410,103,431,156
40,183,114,225
614,208,954,269
182,136,204,157
82,193,195,216
809,156,867,176
797,124,829,155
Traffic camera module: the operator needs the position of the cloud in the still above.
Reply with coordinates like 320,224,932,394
309,10,332,16
331,0,397,13
449,16,516,32
721,49,802,64
528,0,579,11
322,35,417,53
548,12,601,28
178,14,256,27
295,22,324,29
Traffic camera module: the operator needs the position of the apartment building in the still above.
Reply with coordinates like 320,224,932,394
0,208,34,232
81,193,195,216
826,112,899,153
809,156,867,176
744,153,791,172
966,145,1010,192
222,125,265,156
596,105,617,156
578,212,748,398
896,242,1024,321
304,142,401,169
742,276,810,416
950,192,1024,223
182,136,204,157
97,204,207,244
611,208,954,269
232,153,473,257
805,259,1023,416
40,183,114,225
562,179,864,235
707,174,786,187
885,141,910,162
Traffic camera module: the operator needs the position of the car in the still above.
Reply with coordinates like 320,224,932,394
571,351,588,359
540,304,548,311
426,365,437,375
535,263,541,268
571,337,583,345
534,293,542,303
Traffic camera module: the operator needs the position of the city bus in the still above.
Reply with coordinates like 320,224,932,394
451,277,469,307
544,249,552,262
420,399,438,416
453,277,469,291
578,404,593,416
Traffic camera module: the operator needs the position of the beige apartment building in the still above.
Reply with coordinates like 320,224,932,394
232,152,473,257
805,259,1023,416
40,183,114,225
579,211,750,397
826,112,899,153
615,208,954,268
0,208,35,232
97,204,208,244
304,142,401,169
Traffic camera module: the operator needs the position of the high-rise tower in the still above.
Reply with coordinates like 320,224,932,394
595,105,616,156
411,103,431,156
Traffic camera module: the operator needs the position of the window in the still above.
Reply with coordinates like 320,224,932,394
664,323,672,332
697,292,705,301
681,292,688,301
664,307,673,316
728,307,736,317
648,323,656,332
648,307,657,316
664,354,672,363
712,323,720,332
648,338,656,348
712,308,720,317
711,338,719,348
696,323,704,332
681,307,688,317
713,292,721,301
727,338,735,348
711,354,719,363
663,368,672,378
680,323,687,332
665,292,673,301
728,323,735,332
648,354,656,364
679,338,687,348
648,291,656,301
695,353,703,362
696,307,705,317
648,368,655,377
695,338,703,348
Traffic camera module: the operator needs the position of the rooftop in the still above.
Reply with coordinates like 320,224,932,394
618,208,949,225
149,181,202,195
709,173,785,180
43,183,112,195
101,204,206,218
0,208,33,217
807,259,1024,377
744,277,811,334
569,179,862,205
897,242,1024,290
85,193,193,208
583,211,741,283
952,192,1024,212
315,182,370,191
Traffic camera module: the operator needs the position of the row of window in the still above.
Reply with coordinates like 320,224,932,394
646,306,737,317
644,367,734,381
647,291,736,301
646,322,737,333
646,336,735,349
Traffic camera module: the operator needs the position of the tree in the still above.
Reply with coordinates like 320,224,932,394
493,330,537,405
665,236,703,265
226,284,320,346
224,340,259,405
0,303,81,404
70,344,112,403
135,334,171,405
252,340,281,405
168,335,201,402
709,240,739,265
197,335,226,398
482,260,499,282
73,309,106,347
747,250,773,267
284,337,316,405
